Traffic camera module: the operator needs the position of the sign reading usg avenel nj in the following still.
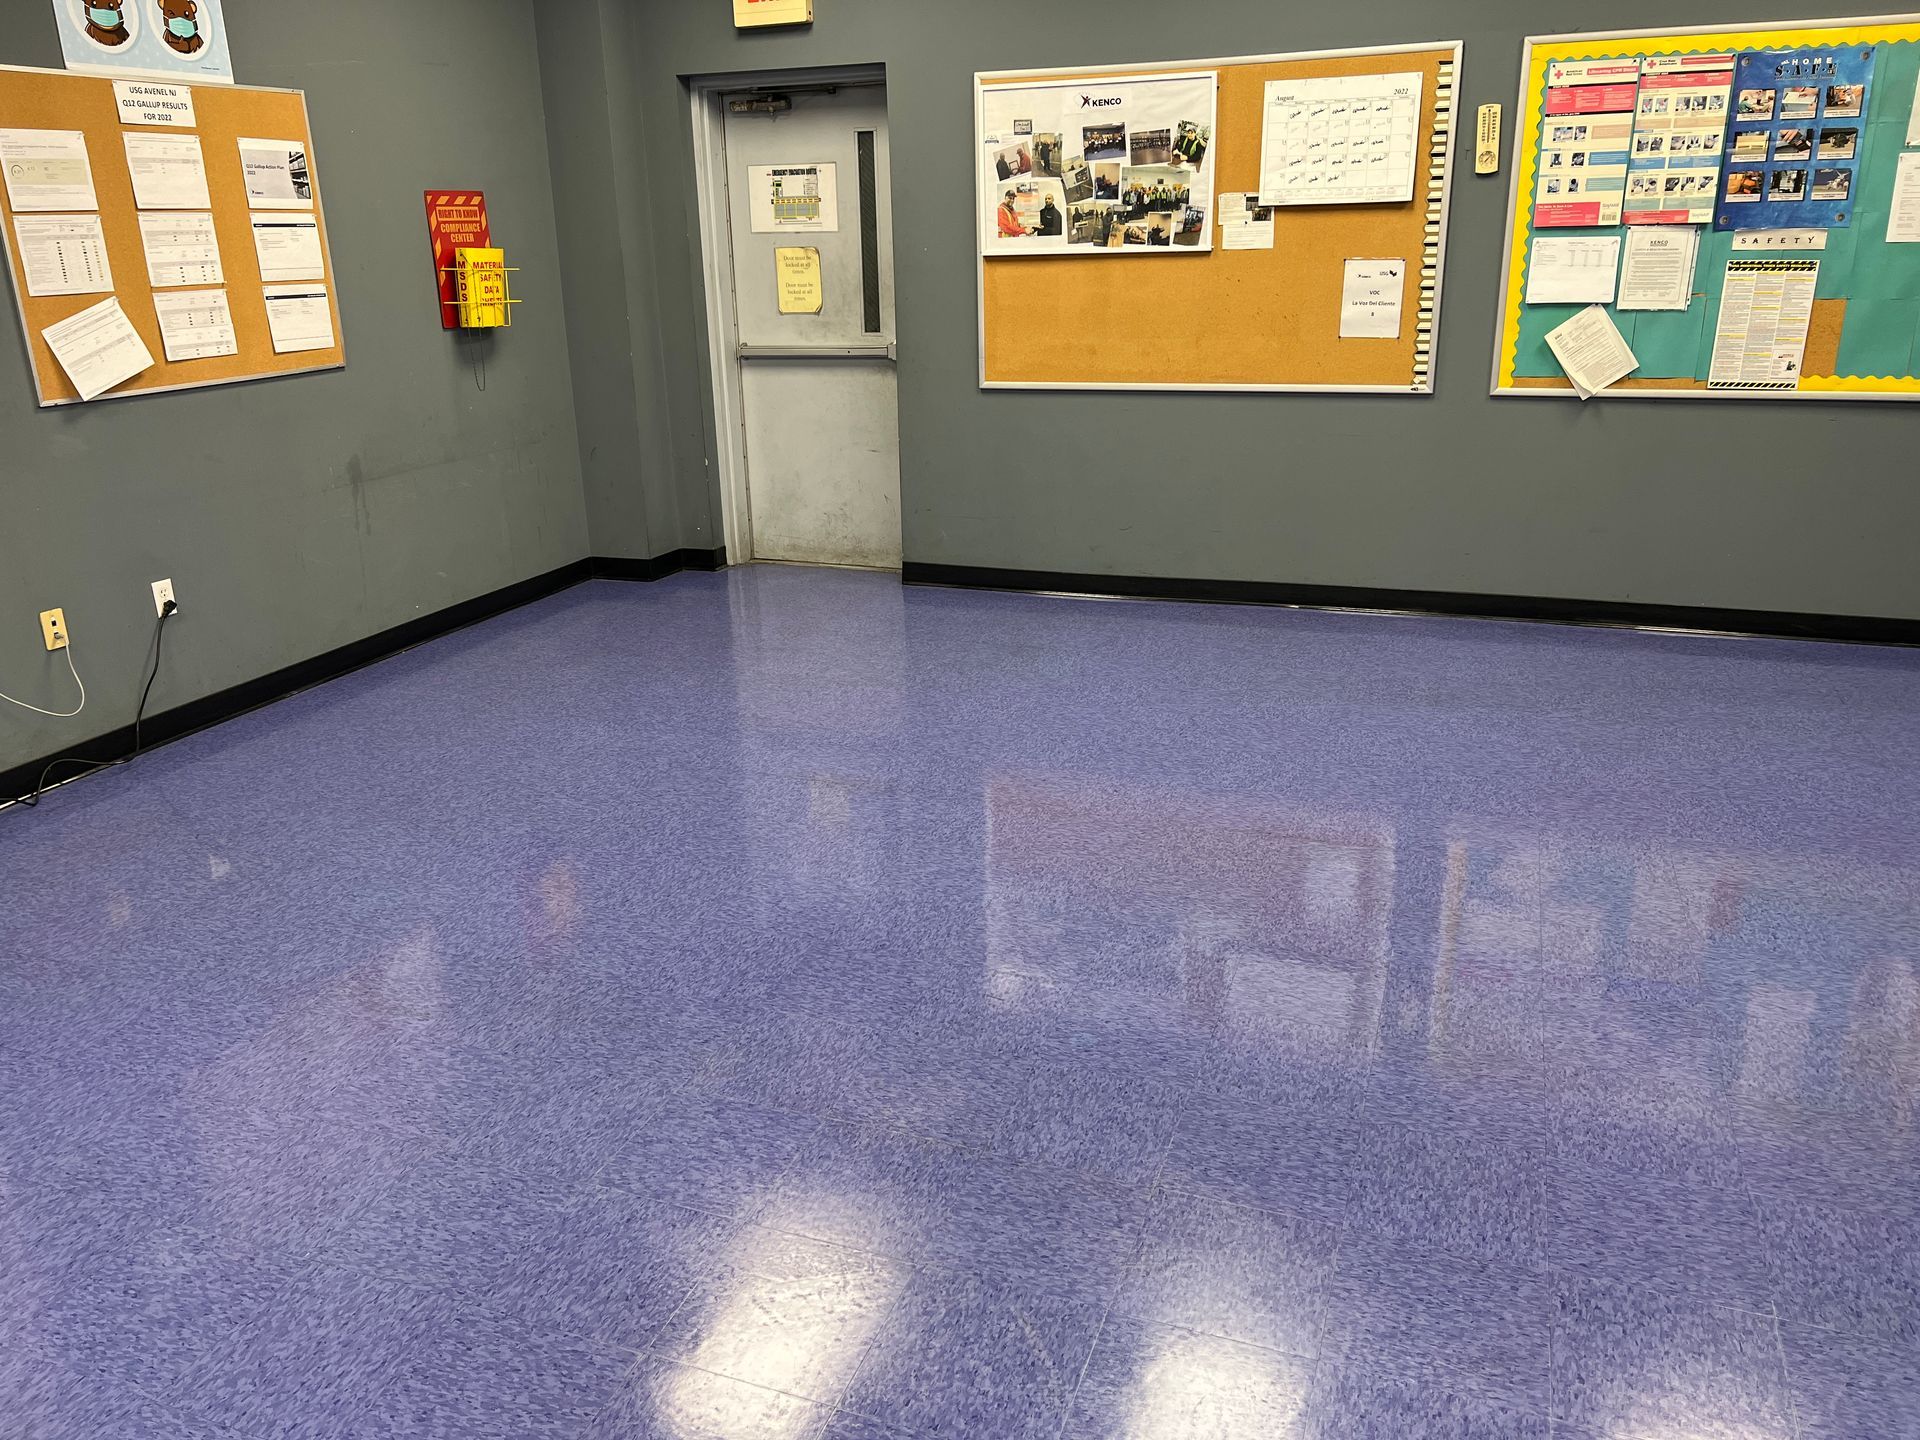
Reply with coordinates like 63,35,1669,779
735,0,814,28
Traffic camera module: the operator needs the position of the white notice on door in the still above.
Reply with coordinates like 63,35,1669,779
1339,258,1406,339
249,212,325,281
40,296,154,401
14,215,113,297
262,283,333,353
749,163,839,233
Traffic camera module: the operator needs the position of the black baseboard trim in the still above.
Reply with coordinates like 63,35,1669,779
901,562,1920,648
4,546,732,809
590,546,728,581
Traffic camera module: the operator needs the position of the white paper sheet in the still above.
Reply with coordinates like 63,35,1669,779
1259,72,1423,207
1525,235,1622,305
1217,193,1275,250
1617,226,1699,311
0,129,97,212
1909,70,1920,148
1888,152,1920,243
1708,258,1819,390
262,283,333,353
123,133,211,210
13,214,113,297
1340,258,1406,339
1545,304,1638,398
152,288,238,362
40,296,154,401
238,137,314,209
138,211,223,287
249,212,325,281
114,82,197,129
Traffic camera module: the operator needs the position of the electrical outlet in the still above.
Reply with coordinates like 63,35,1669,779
151,578,177,617
39,608,67,651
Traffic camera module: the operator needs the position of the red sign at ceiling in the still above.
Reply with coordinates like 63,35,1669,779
424,191,491,330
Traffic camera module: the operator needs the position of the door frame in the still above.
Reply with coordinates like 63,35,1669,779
687,63,889,565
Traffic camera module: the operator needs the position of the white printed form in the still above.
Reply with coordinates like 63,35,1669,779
40,296,154,401
123,133,212,210
1259,72,1423,207
0,129,97,212
138,211,223,287
262,282,333,353
13,214,112,297
152,289,237,362
249,212,325,281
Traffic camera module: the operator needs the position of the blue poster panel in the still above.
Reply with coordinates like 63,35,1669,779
1716,45,1877,229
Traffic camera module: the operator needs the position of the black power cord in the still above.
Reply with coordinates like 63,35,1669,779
8,600,177,810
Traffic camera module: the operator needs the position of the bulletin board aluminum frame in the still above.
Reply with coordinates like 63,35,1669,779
0,63,345,407
1491,16,1920,402
975,41,1464,394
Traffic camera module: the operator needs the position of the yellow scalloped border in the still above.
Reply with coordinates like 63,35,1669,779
1499,19,1920,396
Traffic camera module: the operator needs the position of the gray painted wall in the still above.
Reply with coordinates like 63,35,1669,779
0,0,588,773
536,0,719,562
616,0,1920,621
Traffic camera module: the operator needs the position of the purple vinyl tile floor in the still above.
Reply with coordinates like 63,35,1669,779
3,562,1919,1439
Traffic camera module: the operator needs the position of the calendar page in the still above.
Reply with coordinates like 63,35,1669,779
1258,72,1423,207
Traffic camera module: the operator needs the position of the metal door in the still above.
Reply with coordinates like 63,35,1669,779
723,84,901,568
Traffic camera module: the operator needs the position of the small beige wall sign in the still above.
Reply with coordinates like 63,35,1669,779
735,0,813,27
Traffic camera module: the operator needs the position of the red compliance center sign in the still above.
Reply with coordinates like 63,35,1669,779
424,191,492,330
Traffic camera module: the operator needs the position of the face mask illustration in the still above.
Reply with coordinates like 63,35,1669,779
157,0,205,54
84,3,132,45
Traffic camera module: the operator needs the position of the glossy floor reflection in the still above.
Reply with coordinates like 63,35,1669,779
3,564,1919,1439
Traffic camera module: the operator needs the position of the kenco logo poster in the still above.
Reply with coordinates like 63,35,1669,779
734,0,813,27
424,191,490,330
977,71,1219,257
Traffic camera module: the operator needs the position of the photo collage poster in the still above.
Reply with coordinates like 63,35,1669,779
1717,46,1876,230
979,71,1218,257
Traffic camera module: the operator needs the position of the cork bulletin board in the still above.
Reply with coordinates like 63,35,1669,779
977,42,1462,392
1494,17,1920,400
0,63,343,407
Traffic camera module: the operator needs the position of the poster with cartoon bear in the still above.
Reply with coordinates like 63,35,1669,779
52,0,234,85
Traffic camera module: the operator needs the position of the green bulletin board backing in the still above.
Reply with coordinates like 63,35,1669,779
1494,18,1920,398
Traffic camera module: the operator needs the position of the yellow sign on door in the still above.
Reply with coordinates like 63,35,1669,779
775,247,824,315
734,0,813,27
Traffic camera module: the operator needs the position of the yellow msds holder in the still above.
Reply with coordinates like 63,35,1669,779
447,246,518,329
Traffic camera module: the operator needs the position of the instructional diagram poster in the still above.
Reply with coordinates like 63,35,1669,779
1258,72,1423,207
51,0,233,85
1533,59,1641,227
1624,55,1734,225
1717,47,1876,230
979,71,1217,257
748,164,839,234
